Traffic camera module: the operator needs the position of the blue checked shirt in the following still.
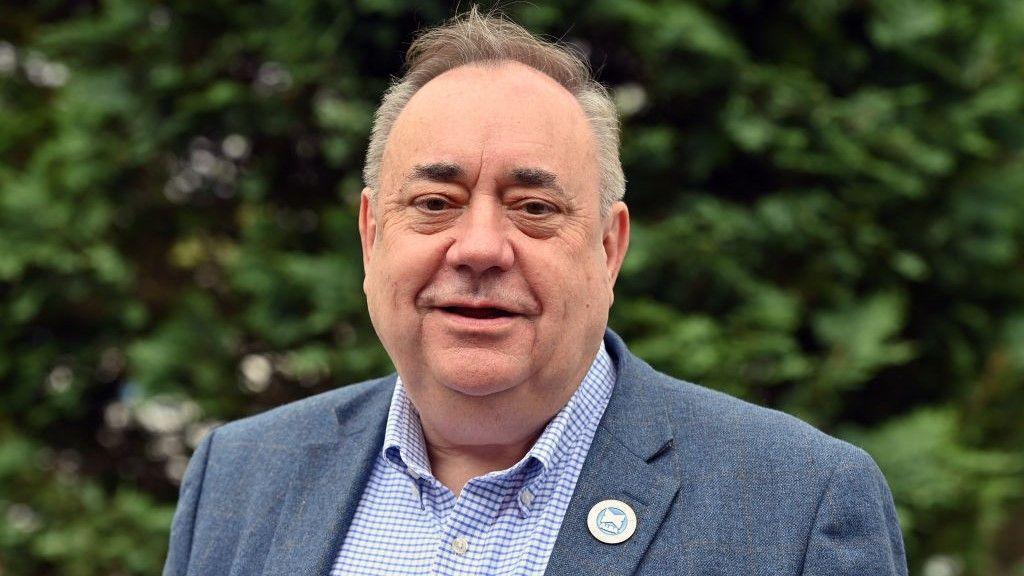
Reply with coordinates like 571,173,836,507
332,343,616,575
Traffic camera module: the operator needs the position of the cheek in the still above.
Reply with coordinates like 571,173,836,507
373,233,446,299
363,263,389,328
528,245,610,323
575,248,616,316
365,244,402,316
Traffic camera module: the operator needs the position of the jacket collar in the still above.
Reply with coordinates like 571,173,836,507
260,375,394,576
598,329,676,462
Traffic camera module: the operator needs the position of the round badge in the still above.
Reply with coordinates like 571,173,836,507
587,499,637,544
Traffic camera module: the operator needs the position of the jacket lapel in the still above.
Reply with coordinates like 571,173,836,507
545,331,682,576
260,378,393,576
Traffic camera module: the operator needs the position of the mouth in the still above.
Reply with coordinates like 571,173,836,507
439,306,518,320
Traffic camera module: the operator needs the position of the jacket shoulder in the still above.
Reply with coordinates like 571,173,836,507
633,357,867,470
605,336,905,574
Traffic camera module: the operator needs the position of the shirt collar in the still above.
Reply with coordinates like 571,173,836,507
381,341,617,483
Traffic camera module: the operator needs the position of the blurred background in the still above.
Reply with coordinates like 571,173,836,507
1,1,1022,574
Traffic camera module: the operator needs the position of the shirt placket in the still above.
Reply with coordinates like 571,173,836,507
431,477,509,575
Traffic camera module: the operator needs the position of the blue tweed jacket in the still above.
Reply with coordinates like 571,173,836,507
164,330,908,575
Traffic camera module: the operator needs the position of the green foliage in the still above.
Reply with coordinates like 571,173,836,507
1,0,1022,574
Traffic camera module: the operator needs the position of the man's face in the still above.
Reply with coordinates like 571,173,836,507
359,62,629,444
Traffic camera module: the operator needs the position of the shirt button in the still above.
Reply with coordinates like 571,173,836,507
520,489,534,506
410,482,420,499
451,537,469,555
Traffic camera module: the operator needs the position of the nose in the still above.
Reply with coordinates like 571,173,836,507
445,199,514,275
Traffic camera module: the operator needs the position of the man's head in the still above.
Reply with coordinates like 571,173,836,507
358,8,630,447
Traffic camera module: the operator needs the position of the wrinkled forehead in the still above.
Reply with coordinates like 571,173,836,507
380,62,599,197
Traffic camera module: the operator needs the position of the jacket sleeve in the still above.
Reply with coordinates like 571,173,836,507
162,428,216,576
800,445,908,576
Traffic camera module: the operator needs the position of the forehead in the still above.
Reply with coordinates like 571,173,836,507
381,62,598,194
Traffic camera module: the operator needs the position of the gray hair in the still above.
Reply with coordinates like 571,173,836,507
362,6,625,212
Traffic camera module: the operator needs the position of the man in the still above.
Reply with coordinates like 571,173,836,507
164,8,907,576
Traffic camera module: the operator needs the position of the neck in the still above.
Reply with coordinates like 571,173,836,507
422,427,541,495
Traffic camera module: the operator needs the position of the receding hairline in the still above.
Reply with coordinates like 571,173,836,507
397,58,592,117
378,59,598,177
424,58,586,97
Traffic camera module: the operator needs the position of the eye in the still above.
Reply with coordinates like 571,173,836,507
517,200,558,216
414,196,452,212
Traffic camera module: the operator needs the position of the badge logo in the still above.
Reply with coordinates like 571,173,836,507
597,507,628,535
587,499,637,544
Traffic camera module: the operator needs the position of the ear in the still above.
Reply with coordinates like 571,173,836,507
602,201,630,300
358,187,377,270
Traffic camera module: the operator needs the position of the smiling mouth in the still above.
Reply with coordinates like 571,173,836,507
440,306,517,319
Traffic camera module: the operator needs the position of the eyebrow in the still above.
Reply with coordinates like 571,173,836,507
510,167,563,195
409,162,465,184
404,162,566,197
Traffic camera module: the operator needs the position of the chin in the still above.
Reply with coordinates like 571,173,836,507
429,353,527,398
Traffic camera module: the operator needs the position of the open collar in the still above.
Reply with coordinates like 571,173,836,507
379,342,617,493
